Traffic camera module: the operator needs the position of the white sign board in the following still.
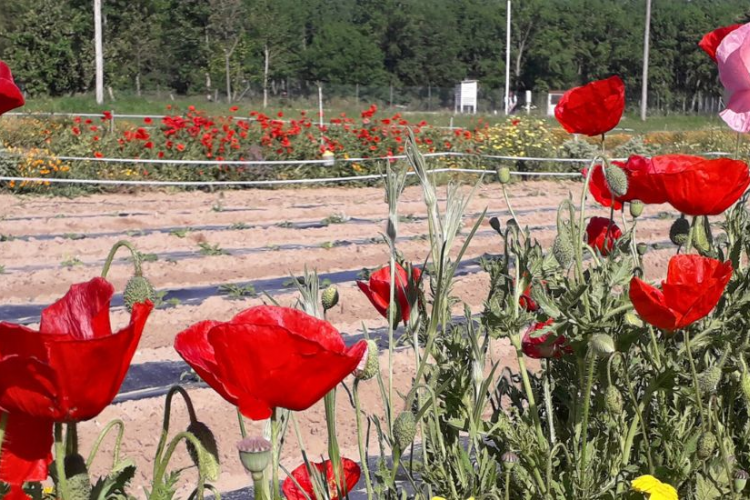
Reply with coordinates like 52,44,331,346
455,80,478,114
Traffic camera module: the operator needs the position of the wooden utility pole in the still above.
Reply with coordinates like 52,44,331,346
94,0,104,104
640,0,652,121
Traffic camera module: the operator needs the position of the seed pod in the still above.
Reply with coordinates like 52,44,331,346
237,436,272,476
589,334,616,358
604,164,629,197
697,432,717,460
734,470,749,492
354,339,379,381
393,412,417,451
604,386,623,414
186,420,221,482
552,233,574,269
386,217,397,242
629,200,644,218
636,243,648,256
321,286,340,311
497,167,512,184
669,217,690,246
699,366,722,395
501,451,519,471
123,275,155,312
64,454,92,500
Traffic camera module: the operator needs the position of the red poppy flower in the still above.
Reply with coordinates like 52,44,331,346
229,106,239,112
144,117,153,124
0,415,53,498
282,457,361,500
174,306,367,420
654,157,750,216
554,76,625,136
699,24,743,62
629,255,732,331
0,61,24,116
0,278,152,488
357,263,421,323
102,110,113,121
519,284,537,312
585,217,622,256
521,320,571,359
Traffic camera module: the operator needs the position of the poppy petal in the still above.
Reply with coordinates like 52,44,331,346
629,277,680,331
39,278,114,340
0,414,53,486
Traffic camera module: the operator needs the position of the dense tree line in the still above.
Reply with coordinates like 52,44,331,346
0,0,749,108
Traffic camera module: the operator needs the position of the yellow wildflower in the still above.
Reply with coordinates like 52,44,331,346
631,475,678,500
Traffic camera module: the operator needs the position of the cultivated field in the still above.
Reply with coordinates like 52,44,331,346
0,179,683,495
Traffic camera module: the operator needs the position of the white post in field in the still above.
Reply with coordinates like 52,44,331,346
94,0,104,105
504,0,512,115
640,0,652,121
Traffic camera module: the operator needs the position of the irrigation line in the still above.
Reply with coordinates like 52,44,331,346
0,167,580,188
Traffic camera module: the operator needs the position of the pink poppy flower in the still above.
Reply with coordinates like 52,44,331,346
716,23,750,133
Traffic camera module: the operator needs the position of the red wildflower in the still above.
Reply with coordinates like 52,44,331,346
230,106,239,112
177,144,185,152
521,320,571,359
699,24,743,61
0,278,152,489
554,76,625,136
144,117,153,124
92,136,99,142
519,283,538,312
71,127,81,136
585,217,622,256
102,111,113,121
629,255,732,331
282,458,361,500
0,61,24,116
144,141,154,149
174,306,367,420
94,152,103,158
357,263,421,324
84,119,92,125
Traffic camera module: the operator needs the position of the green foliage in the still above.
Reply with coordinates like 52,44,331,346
218,283,257,299
197,241,228,256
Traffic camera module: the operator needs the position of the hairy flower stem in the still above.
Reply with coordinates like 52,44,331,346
66,423,78,456
577,354,596,484
55,423,71,500
353,381,374,500
237,409,247,439
512,337,547,447
324,390,344,496
252,473,266,500
152,431,207,499
622,356,654,474
101,239,142,279
86,419,125,469
154,386,198,479
271,411,281,500
504,469,511,500
684,330,706,428
502,184,519,225
544,360,556,445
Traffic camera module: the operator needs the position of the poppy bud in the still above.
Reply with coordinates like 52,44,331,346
501,451,519,470
629,200,644,218
636,243,648,256
604,386,623,414
589,334,616,358
740,371,750,405
64,453,92,500
186,421,221,482
489,217,502,234
237,436,272,477
552,233,574,269
734,470,749,492
699,366,722,394
321,286,339,311
497,167,511,184
393,411,417,451
123,275,155,313
669,217,690,246
354,339,379,381
506,218,519,233
604,164,629,197
697,432,717,459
